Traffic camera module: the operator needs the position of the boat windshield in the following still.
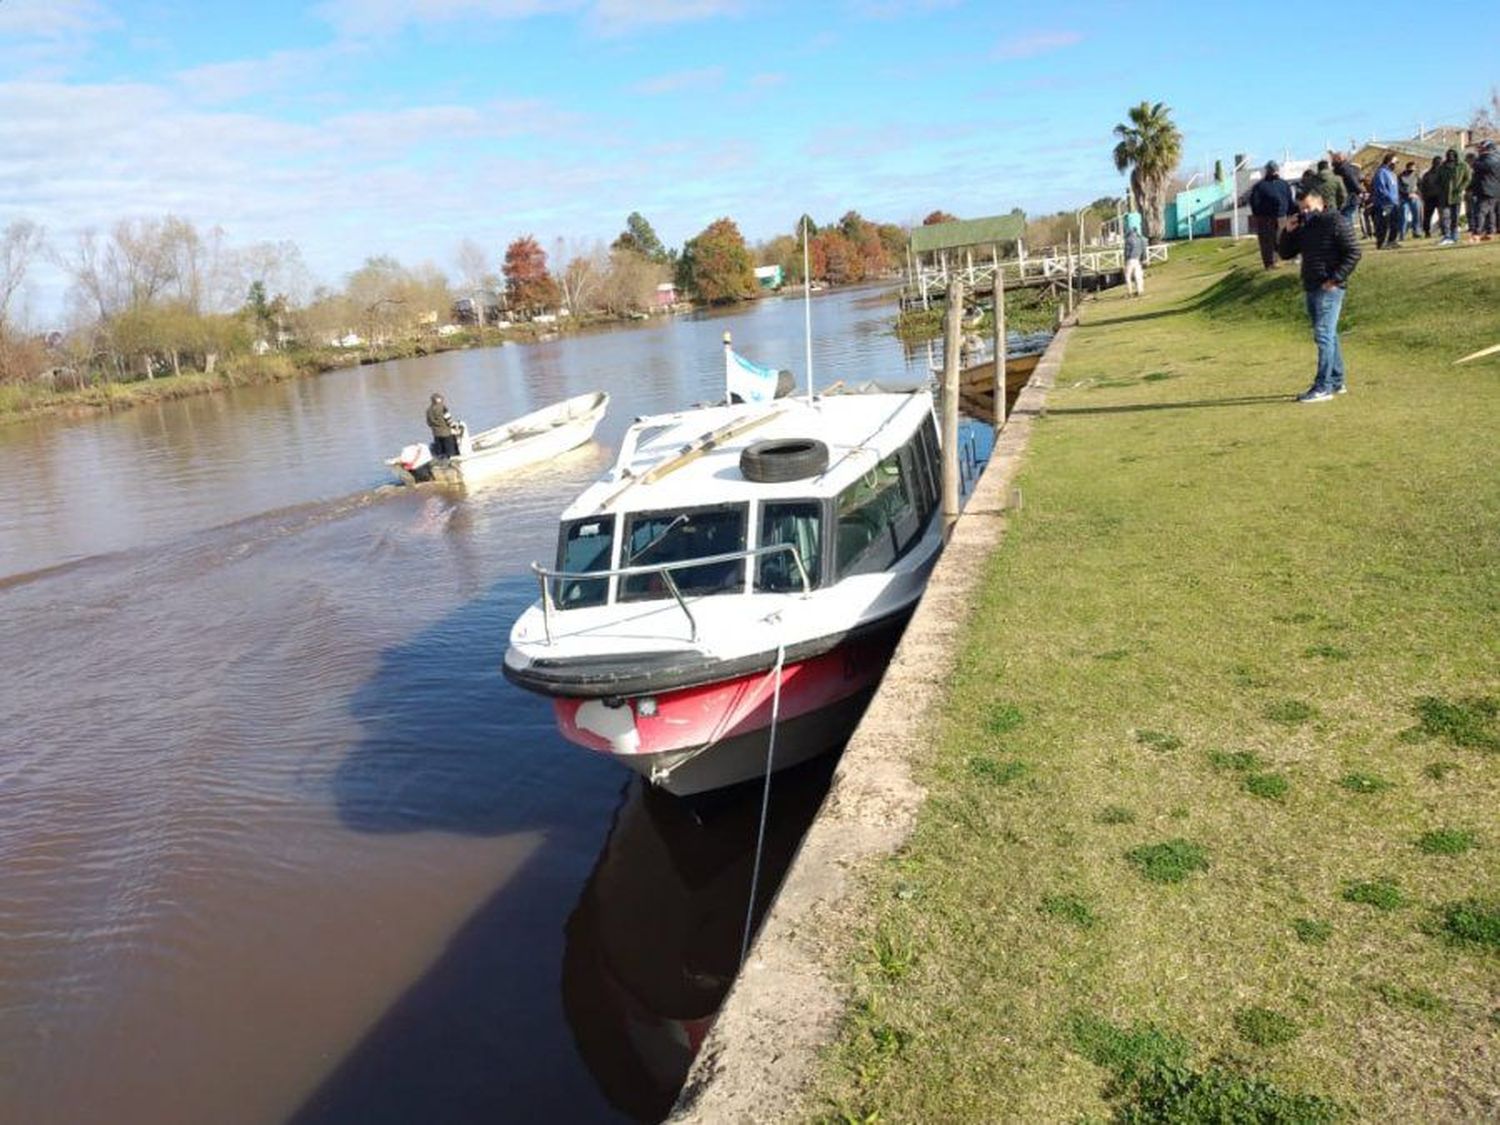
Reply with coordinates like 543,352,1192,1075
554,517,615,608
620,505,748,601
756,501,822,592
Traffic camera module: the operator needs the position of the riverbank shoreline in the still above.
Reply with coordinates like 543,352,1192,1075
671,318,1075,1121
1,282,898,428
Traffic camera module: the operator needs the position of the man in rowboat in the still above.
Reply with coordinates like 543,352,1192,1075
426,393,463,458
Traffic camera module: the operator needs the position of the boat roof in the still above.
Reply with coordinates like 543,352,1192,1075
562,391,933,520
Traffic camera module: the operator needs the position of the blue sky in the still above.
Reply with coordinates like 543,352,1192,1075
0,0,1490,318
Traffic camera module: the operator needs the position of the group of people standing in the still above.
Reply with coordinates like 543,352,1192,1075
1249,141,1500,269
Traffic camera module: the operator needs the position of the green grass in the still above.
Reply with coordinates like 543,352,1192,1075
1293,918,1333,944
1125,839,1210,884
1338,772,1393,794
1135,729,1181,752
1415,828,1477,856
1341,878,1405,912
809,238,1500,1122
1436,898,1500,950
1233,1005,1302,1047
1039,893,1100,930
1243,772,1290,800
1207,748,1261,772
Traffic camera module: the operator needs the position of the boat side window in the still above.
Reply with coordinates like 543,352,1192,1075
620,505,748,601
756,501,823,593
835,452,916,579
554,516,615,609
910,416,940,516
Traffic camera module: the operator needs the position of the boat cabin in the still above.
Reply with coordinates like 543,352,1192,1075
547,393,941,617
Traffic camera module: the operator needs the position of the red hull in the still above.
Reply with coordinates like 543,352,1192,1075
551,627,903,794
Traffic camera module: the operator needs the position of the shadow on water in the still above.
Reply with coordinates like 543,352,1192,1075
305,576,841,1123
330,572,604,838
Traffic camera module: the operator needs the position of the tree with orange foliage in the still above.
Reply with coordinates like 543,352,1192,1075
922,210,959,225
503,235,560,316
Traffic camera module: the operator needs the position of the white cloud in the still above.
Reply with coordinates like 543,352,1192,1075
312,0,739,37
589,0,742,34
0,0,113,37
175,44,365,103
843,0,961,18
629,66,725,95
991,29,1083,60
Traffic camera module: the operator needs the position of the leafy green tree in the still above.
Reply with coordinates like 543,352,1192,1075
612,212,668,264
677,218,756,304
1112,101,1183,240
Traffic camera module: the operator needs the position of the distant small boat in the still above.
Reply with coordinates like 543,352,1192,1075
388,391,609,486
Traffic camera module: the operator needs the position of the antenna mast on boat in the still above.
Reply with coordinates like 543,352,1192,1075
802,215,814,406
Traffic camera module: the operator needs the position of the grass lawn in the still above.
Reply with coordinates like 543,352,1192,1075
810,237,1500,1121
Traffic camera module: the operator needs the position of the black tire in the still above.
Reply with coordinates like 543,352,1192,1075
740,438,829,483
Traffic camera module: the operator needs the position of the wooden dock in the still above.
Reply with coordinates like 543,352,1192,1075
902,244,1169,309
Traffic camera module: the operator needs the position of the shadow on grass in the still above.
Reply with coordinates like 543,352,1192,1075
1086,266,1302,329
1050,393,1291,417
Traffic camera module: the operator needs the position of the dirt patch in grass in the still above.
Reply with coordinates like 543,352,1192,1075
1096,804,1136,825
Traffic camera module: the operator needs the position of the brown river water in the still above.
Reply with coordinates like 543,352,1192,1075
0,288,978,1123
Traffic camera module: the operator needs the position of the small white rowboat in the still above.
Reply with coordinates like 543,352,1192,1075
388,391,610,486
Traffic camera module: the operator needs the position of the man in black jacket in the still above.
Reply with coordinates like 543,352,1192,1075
1419,156,1443,237
1472,139,1500,240
1331,152,1363,229
1248,161,1297,268
426,392,463,458
1276,185,1362,403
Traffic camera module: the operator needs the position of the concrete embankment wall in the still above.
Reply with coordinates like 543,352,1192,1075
672,326,1075,1122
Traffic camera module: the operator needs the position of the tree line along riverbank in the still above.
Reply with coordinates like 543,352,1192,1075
805,239,1500,1120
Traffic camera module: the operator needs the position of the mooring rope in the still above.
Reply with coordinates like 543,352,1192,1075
739,641,787,968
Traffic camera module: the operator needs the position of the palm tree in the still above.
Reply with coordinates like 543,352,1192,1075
1113,102,1183,241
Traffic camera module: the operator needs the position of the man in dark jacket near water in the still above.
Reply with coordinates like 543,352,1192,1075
1471,140,1500,240
1419,156,1443,236
1331,153,1361,227
1249,162,1297,268
1277,185,1362,403
426,393,462,458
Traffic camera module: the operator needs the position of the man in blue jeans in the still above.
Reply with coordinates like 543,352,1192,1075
1276,184,1362,403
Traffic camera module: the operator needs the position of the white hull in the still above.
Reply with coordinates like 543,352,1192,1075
389,391,608,486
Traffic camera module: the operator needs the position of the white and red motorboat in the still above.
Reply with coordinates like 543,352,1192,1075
503,339,945,796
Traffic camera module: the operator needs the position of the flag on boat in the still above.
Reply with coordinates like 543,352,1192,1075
725,344,781,404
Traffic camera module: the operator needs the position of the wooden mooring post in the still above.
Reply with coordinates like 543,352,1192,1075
941,278,963,526
992,247,1007,434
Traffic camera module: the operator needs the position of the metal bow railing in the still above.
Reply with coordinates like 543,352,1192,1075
529,543,812,645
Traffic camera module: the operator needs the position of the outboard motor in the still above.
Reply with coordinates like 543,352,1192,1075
397,442,435,483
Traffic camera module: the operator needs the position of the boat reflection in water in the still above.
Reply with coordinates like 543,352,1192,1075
562,752,839,1122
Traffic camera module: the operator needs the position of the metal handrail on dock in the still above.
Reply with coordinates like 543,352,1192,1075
530,543,812,645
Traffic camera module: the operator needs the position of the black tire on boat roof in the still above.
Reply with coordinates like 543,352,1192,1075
740,438,829,483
